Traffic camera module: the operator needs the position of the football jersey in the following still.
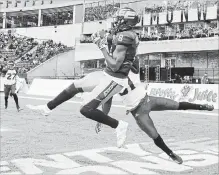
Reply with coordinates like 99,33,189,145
4,69,18,85
104,30,139,79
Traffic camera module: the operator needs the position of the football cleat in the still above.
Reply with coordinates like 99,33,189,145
26,104,51,116
116,120,128,148
5,104,8,109
201,104,214,111
16,105,23,112
95,122,102,134
169,152,183,164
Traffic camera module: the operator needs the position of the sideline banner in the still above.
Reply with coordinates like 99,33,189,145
26,79,218,109
147,83,218,109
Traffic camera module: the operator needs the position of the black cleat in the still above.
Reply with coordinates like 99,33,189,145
169,152,183,164
202,104,214,111
16,105,23,112
5,104,8,109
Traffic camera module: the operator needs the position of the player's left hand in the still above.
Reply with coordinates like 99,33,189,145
91,31,107,50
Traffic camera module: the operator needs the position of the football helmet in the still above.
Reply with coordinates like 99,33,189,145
112,7,140,33
8,61,15,70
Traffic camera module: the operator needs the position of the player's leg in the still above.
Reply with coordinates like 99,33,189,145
148,96,214,111
26,71,104,116
4,85,10,109
80,79,122,127
10,84,21,111
47,71,103,110
131,106,183,164
95,97,113,133
80,77,128,148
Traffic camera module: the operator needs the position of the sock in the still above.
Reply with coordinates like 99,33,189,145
128,77,136,90
178,102,204,110
13,94,19,107
83,108,119,128
47,84,83,110
154,135,172,156
129,83,136,90
5,96,8,107
80,99,119,128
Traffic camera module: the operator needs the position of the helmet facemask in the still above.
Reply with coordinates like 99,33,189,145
112,8,140,33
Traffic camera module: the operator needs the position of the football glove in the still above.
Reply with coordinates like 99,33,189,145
91,31,107,50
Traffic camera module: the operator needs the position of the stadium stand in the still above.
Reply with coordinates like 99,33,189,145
84,1,120,22
0,31,72,74
15,40,72,74
0,0,218,83
0,32,38,63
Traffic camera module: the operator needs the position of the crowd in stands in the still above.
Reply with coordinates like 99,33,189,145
84,2,120,22
16,40,69,73
6,15,38,28
79,22,218,43
0,32,38,58
144,0,218,13
42,11,73,26
139,23,218,41
1,0,218,28
4,10,73,28
0,32,72,74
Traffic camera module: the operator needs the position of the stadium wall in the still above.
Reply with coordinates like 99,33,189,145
0,19,111,46
0,24,81,46
27,50,81,80
75,37,219,61
26,78,219,109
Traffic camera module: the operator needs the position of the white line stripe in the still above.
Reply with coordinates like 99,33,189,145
1,128,19,132
1,95,218,116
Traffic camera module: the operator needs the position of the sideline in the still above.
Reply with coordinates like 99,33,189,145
0,94,218,117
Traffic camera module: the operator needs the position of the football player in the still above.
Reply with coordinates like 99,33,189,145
79,7,141,148
4,61,22,111
96,79,214,164
27,7,140,148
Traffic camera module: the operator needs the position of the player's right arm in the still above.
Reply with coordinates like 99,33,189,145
101,44,127,72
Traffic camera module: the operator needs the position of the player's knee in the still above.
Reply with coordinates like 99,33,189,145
80,105,91,118
11,92,16,96
65,83,83,95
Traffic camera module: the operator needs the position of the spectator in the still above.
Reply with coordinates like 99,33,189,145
201,73,209,84
174,73,182,83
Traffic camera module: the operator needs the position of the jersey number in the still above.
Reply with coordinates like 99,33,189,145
118,35,123,42
6,73,16,80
